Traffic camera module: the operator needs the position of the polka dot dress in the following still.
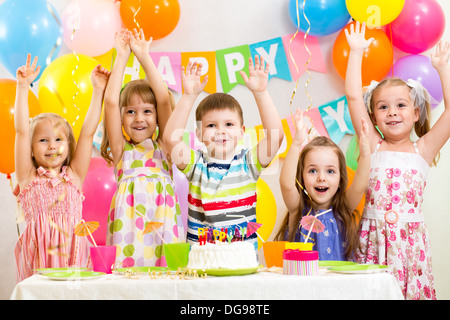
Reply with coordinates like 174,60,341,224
106,139,184,267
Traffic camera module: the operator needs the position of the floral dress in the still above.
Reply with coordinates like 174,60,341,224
106,139,185,268
356,139,435,300
14,166,90,282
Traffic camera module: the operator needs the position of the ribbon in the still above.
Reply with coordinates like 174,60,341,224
134,0,142,30
69,0,81,130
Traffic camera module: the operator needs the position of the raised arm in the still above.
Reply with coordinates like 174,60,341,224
240,55,284,167
70,65,110,186
163,61,208,170
14,54,41,186
279,109,308,227
420,41,450,165
345,118,371,212
129,29,172,142
103,29,131,165
344,22,379,149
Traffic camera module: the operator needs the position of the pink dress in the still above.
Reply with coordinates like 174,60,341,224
14,166,90,282
356,139,436,300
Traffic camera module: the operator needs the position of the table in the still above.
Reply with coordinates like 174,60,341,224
10,268,404,300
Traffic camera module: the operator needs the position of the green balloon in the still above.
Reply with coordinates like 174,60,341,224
346,135,359,171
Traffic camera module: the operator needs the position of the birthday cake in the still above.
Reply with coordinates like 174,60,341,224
187,241,258,270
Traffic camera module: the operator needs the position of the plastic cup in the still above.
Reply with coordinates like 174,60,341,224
263,241,287,268
163,243,190,270
285,242,313,251
90,246,116,274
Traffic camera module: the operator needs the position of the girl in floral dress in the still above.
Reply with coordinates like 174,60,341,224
102,29,184,267
345,22,450,299
14,54,109,281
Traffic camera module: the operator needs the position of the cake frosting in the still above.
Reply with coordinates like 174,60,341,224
187,241,258,269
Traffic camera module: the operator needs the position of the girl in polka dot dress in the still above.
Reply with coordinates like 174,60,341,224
101,29,184,267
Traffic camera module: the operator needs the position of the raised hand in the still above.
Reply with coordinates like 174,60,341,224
240,55,269,94
91,64,111,91
129,28,152,57
181,61,208,96
114,28,131,57
345,21,374,53
16,54,41,86
431,41,450,71
293,108,309,145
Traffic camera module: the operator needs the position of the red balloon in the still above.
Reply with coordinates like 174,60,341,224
82,157,116,246
0,79,41,175
120,0,180,40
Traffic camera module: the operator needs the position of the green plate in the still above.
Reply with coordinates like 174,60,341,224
34,267,90,274
328,264,389,274
113,266,169,274
42,271,106,280
194,266,260,277
318,261,358,267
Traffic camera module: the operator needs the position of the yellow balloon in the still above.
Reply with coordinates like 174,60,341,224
94,49,114,71
256,178,277,250
345,0,405,27
38,53,99,139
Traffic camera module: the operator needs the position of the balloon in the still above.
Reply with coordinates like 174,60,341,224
0,79,41,175
62,0,122,57
333,21,393,87
346,0,405,27
0,0,62,81
38,53,99,140
288,0,351,37
120,0,180,40
256,178,277,250
172,164,188,234
391,0,445,54
347,166,365,219
82,157,116,246
346,135,359,172
393,54,443,108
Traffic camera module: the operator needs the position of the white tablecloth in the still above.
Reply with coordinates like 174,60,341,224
10,268,404,300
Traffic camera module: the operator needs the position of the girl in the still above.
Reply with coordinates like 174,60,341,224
14,54,110,281
101,29,184,268
345,22,450,299
275,109,370,261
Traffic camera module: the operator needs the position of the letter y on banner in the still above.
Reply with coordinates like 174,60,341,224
318,96,354,144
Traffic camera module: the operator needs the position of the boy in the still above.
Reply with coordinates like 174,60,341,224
164,56,284,249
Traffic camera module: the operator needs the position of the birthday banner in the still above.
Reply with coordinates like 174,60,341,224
113,32,326,94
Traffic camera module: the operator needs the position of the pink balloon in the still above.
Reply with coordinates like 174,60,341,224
391,0,445,54
82,157,116,246
172,164,188,234
61,0,122,57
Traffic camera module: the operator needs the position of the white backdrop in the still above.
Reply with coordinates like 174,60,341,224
0,0,449,299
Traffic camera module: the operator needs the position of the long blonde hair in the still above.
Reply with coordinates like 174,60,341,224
275,136,361,260
100,79,175,166
30,113,76,169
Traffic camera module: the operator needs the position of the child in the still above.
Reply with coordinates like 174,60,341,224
163,56,284,250
345,22,450,299
101,29,184,268
275,109,370,261
13,54,109,281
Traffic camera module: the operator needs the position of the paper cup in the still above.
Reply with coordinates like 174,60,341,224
163,243,190,270
90,246,116,274
263,241,287,268
285,242,313,251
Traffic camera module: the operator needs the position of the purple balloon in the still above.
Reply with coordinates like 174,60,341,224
393,54,443,108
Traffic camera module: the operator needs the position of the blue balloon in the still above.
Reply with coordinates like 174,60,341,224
288,0,351,37
0,0,62,81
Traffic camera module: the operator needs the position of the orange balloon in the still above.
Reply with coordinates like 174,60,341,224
120,0,180,40
0,79,41,175
346,166,365,221
332,21,393,87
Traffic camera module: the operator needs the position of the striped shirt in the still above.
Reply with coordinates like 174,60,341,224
182,147,263,249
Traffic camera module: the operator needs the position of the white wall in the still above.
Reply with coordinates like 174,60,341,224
1,0,449,299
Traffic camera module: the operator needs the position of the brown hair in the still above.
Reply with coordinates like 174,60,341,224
100,79,175,166
195,93,244,126
368,77,438,166
30,113,76,168
275,136,361,260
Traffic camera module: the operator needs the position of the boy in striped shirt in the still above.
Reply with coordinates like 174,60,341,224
164,56,284,249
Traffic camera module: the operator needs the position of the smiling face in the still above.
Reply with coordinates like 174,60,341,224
121,93,157,144
196,108,245,160
371,83,419,140
302,146,341,210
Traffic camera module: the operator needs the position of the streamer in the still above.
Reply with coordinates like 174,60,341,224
134,0,142,30
70,1,81,130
